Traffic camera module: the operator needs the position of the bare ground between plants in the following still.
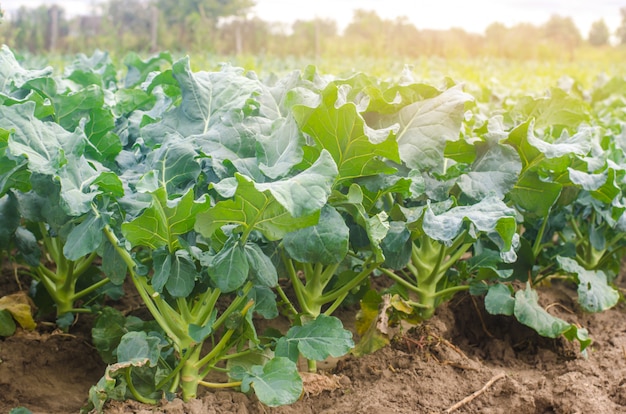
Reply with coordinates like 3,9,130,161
2,276,626,414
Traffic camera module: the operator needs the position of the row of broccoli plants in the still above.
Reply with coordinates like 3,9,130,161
1,45,625,408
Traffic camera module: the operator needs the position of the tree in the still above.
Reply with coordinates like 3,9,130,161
617,7,626,45
542,15,582,59
157,0,253,50
588,19,609,46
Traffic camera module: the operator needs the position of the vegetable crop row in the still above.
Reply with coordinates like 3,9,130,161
0,46,625,409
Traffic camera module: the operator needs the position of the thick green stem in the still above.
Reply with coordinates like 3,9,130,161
179,346,203,401
533,217,550,258
307,359,317,373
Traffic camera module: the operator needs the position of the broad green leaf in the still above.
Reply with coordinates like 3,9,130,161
247,286,278,319
513,285,570,338
244,243,278,287
165,249,197,298
53,85,105,132
123,51,173,88
380,221,412,270
196,174,319,241
283,205,350,265
0,310,16,336
64,49,117,87
92,307,145,364
0,45,53,92
151,248,172,293
520,88,589,130
422,196,517,254
293,83,400,182
557,256,619,313
377,85,472,173
0,102,83,175
0,129,29,195
138,140,201,197
239,357,302,407
14,226,41,267
484,284,515,316
257,115,305,179
208,236,249,293
568,168,619,204
143,58,261,141
505,120,592,171
275,314,354,362
116,331,161,367
58,156,107,216
328,184,389,260
456,143,521,200
122,188,210,250
63,213,105,260
0,193,20,248
189,309,217,343
256,149,337,217
508,171,562,218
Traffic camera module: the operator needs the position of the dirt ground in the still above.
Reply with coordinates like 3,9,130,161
2,273,626,414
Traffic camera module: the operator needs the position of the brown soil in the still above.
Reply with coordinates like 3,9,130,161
2,271,626,414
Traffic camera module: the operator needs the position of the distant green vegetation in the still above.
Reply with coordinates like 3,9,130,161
1,0,626,61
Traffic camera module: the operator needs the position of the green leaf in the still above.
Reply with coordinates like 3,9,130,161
166,250,197,298
196,174,319,241
0,193,20,249
239,357,302,407
116,331,161,367
208,236,249,293
456,143,521,200
122,188,210,250
102,240,127,285
189,309,217,343
244,243,278,288
293,83,400,182
256,150,337,218
379,85,472,173
63,213,104,260
275,314,354,362
0,102,81,175
138,140,201,197
248,286,278,319
380,221,412,270
513,285,570,338
0,45,52,92
0,309,16,336
557,256,619,313
568,168,619,204
92,307,144,364
151,248,172,293
422,196,517,256
484,284,515,316
143,59,261,141
509,171,562,218
283,205,349,265
257,115,305,179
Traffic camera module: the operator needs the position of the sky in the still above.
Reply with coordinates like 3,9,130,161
2,0,624,36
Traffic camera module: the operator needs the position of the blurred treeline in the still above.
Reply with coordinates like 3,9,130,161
1,0,626,60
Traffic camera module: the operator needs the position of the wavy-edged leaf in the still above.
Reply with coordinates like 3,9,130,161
275,314,354,362
239,357,302,407
293,83,399,182
557,256,619,313
283,205,349,265
122,188,210,250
